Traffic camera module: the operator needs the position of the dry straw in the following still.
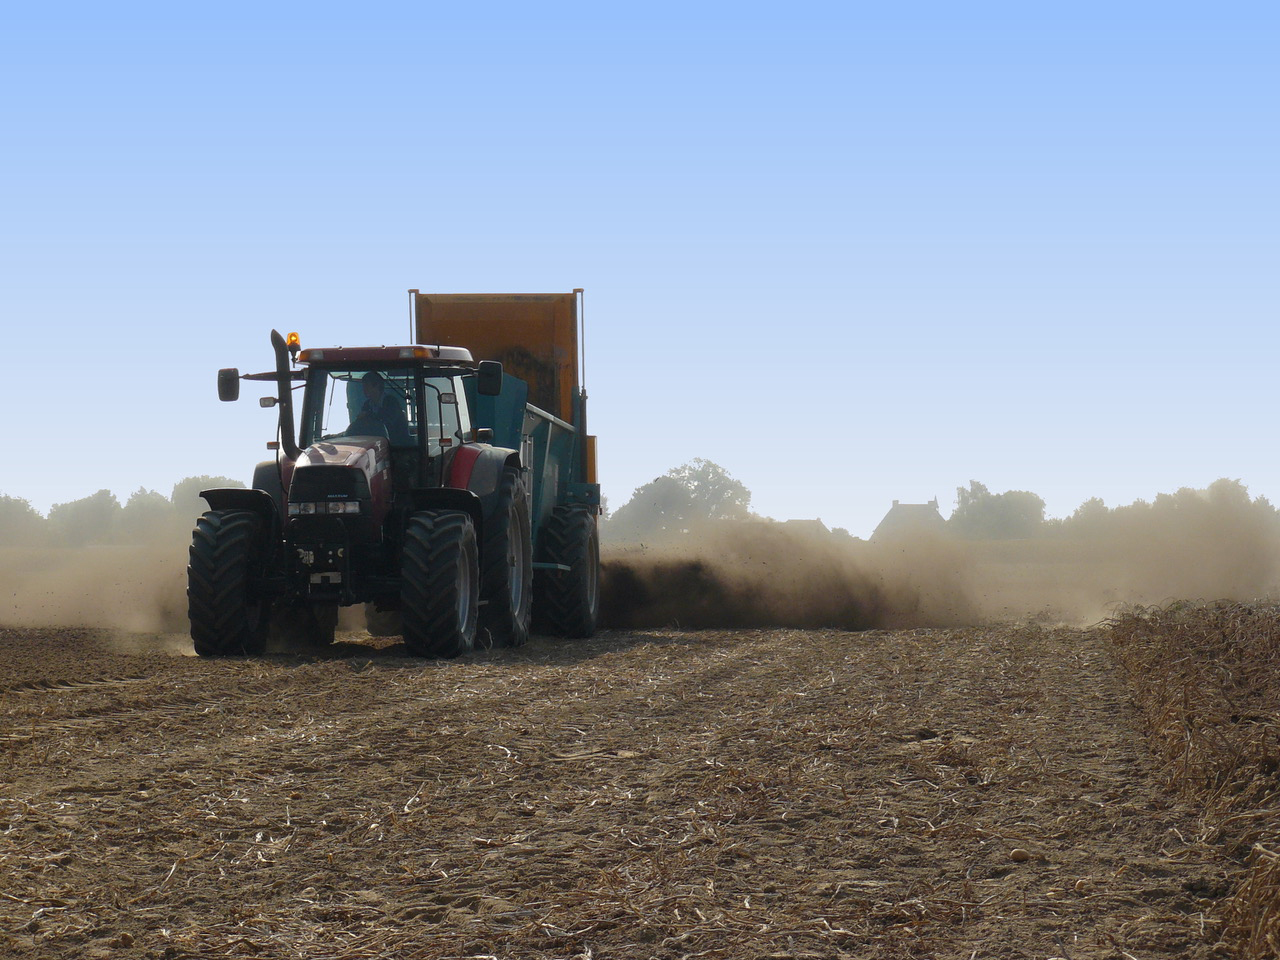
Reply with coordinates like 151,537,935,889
1109,601,1280,959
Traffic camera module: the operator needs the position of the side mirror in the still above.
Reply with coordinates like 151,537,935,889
477,360,503,396
259,397,278,408
218,368,241,402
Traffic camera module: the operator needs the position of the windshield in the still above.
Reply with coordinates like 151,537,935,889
300,367,471,452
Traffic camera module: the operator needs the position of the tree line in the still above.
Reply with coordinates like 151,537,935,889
0,477,243,547
947,477,1279,541
605,462,1279,543
2,464,1270,547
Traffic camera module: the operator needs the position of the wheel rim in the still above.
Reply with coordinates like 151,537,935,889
585,530,599,614
507,501,526,613
458,536,477,638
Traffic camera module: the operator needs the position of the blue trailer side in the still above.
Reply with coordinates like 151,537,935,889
429,291,601,636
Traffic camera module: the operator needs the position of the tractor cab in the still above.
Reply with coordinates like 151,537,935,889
295,345,492,493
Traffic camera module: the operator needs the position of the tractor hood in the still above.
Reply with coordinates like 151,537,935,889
285,437,394,529
285,437,393,517
295,437,391,477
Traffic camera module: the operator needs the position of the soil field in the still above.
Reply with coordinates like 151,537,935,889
0,624,1233,959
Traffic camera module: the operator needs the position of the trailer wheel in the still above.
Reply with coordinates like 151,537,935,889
188,509,270,657
533,506,600,639
480,468,533,648
401,511,479,658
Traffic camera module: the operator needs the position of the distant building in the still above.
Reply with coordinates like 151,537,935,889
781,518,829,536
872,499,946,541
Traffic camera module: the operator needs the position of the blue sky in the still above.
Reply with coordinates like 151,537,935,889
2,2,1276,537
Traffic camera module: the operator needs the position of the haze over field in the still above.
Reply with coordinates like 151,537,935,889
3,466,1276,636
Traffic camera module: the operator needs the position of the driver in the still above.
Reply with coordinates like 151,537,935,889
351,372,411,444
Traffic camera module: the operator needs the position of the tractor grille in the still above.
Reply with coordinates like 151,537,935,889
289,466,370,503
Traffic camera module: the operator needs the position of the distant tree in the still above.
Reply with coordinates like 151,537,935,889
948,480,1045,540
170,475,245,525
608,476,697,541
608,459,752,541
664,459,752,520
1072,497,1108,522
1148,479,1279,537
117,487,173,542
1108,497,1153,538
0,495,47,547
670,458,747,519
1205,477,1254,511
1060,496,1109,536
47,489,122,547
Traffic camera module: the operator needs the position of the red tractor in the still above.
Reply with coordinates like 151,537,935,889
190,292,600,657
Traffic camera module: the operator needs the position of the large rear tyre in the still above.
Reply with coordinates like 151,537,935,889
188,509,270,657
401,511,479,658
480,468,533,648
532,506,600,639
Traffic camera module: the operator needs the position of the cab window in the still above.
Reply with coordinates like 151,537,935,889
422,377,461,452
302,368,416,447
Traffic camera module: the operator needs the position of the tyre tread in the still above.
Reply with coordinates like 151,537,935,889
187,510,268,656
532,506,599,638
401,511,478,658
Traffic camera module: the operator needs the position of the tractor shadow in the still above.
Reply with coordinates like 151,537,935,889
260,627,721,671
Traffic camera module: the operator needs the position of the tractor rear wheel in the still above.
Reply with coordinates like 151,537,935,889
532,506,600,638
188,509,270,657
480,468,532,648
401,510,479,658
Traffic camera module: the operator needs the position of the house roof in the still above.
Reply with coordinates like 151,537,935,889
872,499,946,540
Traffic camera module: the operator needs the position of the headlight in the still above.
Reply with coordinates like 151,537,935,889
288,501,363,516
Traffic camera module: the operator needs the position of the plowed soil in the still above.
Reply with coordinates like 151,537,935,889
0,625,1231,959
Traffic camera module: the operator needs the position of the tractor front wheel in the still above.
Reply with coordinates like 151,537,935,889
401,511,479,658
188,509,270,657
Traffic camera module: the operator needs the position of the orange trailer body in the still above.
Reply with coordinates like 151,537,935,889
413,291,581,425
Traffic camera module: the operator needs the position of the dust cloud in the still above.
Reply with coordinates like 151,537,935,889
601,524,976,631
601,487,1280,630
3,482,1277,642
0,537,362,653
0,543,189,635
962,502,1280,624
